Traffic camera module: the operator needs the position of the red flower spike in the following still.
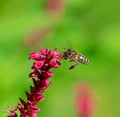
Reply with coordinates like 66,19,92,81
75,83,97,117
46,0,65,15
7,48,62,117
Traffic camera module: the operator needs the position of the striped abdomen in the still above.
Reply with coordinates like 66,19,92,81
77,54,89,65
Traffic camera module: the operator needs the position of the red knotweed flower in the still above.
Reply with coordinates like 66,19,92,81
7,47,62,117
24,27,53,48
75,83,97,117
46,0,65,15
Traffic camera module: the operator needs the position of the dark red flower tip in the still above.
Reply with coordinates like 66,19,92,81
26,91,31,100
49,60,60,68
7,112,17,117
40,47,50,55
41,71,53,78
33,60,45,69
53,48,62,58
29,52,40,60
19,98,26,106
31,106,40,113
29,70,40,78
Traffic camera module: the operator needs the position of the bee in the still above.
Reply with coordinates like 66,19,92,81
62,49,89,70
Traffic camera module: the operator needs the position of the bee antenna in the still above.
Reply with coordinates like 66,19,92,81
60,39,72,49
67,40,72,49
57,41,66,50
63,47,66,50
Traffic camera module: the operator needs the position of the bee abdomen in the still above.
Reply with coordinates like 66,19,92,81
78,54,89,65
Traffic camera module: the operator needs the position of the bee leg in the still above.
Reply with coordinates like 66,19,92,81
69,60,73,62
69,58,74,62
69,62,78,70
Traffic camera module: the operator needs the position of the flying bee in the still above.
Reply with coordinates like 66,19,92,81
62,48,89,70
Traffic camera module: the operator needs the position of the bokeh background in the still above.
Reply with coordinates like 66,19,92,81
0,0,120,117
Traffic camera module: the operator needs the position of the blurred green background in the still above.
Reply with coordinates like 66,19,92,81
0,0,120,117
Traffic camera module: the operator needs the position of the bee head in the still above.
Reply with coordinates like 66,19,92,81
62,49,72,59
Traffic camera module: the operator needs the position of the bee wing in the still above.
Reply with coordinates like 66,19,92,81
67,40,72,49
